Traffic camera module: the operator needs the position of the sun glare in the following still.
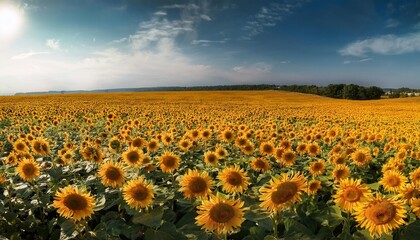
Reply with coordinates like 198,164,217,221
0,4,23,40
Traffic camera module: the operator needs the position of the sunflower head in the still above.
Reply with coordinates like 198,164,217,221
380,170,407,193
98,162,126,187
53,185,96,221
179,169,213,199
218,165,250,194
204,151,219,166
123,177,154,209
122,148,144,167
308,180,322,195
16,158,40,181
332,165,350,182
351,148,372,167
309,159,326,176
250,157,270,172
158,151,181,173
259,142,275,156
196,194,245,235
306,142,321,156
354,194,406,237
280,150,296,166
333,178,372,213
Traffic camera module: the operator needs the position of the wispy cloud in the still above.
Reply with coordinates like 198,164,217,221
200,14,212,21
339,32,420,57
109,37,127,45
343,58,372,64
385,18,400,28
192,39,227,46
11,51,50,60
46,39,60,50
233,62,272,73
154,11,167,16
162,4,199,10
242,0,309,39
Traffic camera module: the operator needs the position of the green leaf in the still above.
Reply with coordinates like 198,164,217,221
367,182,380,191
284,219,316,240
263,236,278,240
145,228,175,240
132,207,164,227
313,205,344,227
60,220,78,238
93,195,106,211
401,219,420,240
353,230,373,240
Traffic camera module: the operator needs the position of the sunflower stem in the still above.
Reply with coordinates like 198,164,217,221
273,212,279,238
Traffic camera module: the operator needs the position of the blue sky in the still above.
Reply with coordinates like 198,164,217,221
0,0,420,94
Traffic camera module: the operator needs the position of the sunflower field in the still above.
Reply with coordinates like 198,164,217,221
0,91,420,240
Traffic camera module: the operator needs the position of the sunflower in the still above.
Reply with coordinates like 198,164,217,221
410,198,420,218
279,150,296,166
354,194,406,237
309,159,326,176
131,136,146,148
234,137,248,148
13,139,29,153
410,168,420,185
179,169,213,199
215,145,228,159
123,177,154,209
122,147,144,167
333,178,372,213
306,142,321,156
380,170,407,193
330,154,347,165
296,142,307,155
60,151,74,165
395,149,407,161
201,129,212,141
218,166,250,194
0,173,6,184
16,158,41,181
179,138,192,152
162,133,173,146
220,129,235,142
146,139,159,152
31,138,50,155
81,145,104,163
5,151,18,166
259,142,275,156
158,151,181,173
259,172,307,213
250,157,270,172
53,185,96,221
332,165,350,182
98,162,126,187
397,183,420,204
196,194,245,235
241,142,255,155
204,151,219,166
351,148,372,167
108,137,122,153
307,180,322,195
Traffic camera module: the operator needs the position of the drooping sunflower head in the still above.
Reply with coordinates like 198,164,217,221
380,170,407,193
204,151,219,166
250,157,270,172
123,177,154,209
98,161,126,187
410,168,420,185
158,151,181,173
196,194,245,235
52,185,96,221
218,165,250,194
333,178,372,213
16,158,40,181
259,172,307,213
122,148,144,167
0,173,7,184
397,183,420,204
179,169,213,199
354,194,406,237
81,145,104,163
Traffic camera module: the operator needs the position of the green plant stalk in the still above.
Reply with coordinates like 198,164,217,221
273,212,279,238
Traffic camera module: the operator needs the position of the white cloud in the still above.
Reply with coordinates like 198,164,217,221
339,32,420,57
192,39,226,46
46,39,60,50
154,11,167,16
162,4,199,10
109,37,127,45
243,0,309,39
200,14,212,21
233,62,272,73
11,51,50,60
385,19,400,28
343,58,372,64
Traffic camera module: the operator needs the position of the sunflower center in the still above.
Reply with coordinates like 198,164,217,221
206,154,217,163
309,145,318,154
16,143,26,151
22,164,35,176
105,167,122,180
283,153,294,162
162,156,176,167
255,159,266,168
188,177,207,193
224,132,233,140
63,193,88,211
226,172,243,186
263,145,273,153
149,142,157,148
355,153,366,162
342,187,362,202
365,201,396,225
386,176,400,187
271,182,298,204
181,141,189,147
209,203,235,223
127,151,140,163
312,163,323,171
132,185,149,201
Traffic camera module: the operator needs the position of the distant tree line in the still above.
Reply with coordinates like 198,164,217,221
385,88,420,98
277,84,385,100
